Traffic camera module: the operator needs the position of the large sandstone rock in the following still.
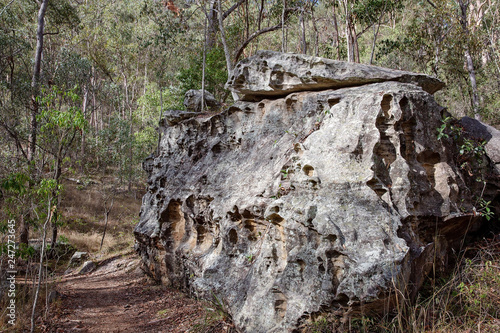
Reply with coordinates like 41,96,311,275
227,50,445,100
135,53,498,332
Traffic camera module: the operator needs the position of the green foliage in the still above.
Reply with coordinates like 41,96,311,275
0,172,29,195
437,116,487,164
54,50,92,92
137,83,183,115
37,178,61,198
36,86,86,166
0,242,36,260
177,48,228,101
476,197,494,221
47,0,80,28
38,86,86,132
437,116,494,222
353,0,403,26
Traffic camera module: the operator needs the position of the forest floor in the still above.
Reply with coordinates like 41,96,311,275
26,179,232,333
43,252,232,333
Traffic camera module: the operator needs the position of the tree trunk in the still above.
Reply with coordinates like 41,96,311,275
100,198,114,252
31,196,53,333
202,1,208,112
300,8,307,54
311,1,319,57
459,0,481,120
206,0,218,50
282,0,287,53
157,85,163,156
351,24,359,62
19,214,29,245
23,0,49,246
50,148,63,251
29,0,49,162
465,48,480,119
370,24,379,64
80,84,88,171
217,0,239,101
245,0,249,40
341,0,355,62
332,4,340,60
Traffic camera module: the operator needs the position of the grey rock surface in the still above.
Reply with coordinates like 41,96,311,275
162,110,200,126
460,116,500,172
226,50,445,100
79,261,96,275
135,53,497,332
183,89,221,112
69,251,88,266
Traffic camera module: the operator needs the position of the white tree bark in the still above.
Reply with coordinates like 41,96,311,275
217,0,239,101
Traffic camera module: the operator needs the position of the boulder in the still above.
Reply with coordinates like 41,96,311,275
135,52,497,332
183,89,221,112
459,116,500,172
78,261,96,275
48,290,61,303
226,50,445,100
69,251,88,267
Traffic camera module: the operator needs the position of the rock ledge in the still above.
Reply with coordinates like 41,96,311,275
226,50,445,100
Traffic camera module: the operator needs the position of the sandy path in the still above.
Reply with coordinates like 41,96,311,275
44,254,227,333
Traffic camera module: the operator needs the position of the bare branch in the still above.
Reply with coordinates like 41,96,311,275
43,28,60,36
426,0,437,9
0,0,16,17
223,0,246,20
0,120,28,160
234,24,282,63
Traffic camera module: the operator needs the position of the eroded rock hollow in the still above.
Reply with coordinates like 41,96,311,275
135,51,498,332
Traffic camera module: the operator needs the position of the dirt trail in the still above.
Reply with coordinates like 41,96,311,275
45,254,227,333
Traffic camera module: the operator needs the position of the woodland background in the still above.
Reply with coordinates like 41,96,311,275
1,0,500,331
2,0,500,243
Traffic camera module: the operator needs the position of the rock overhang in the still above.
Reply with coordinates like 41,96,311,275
226,50,445,101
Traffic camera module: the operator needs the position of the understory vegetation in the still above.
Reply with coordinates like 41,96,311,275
1,0,500,331
299,235,500,333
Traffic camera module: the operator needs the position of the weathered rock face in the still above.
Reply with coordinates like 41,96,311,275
135,52,497,332
226,50,445,100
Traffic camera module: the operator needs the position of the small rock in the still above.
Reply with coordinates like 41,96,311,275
183,89,221,112
48,290,61,303
78,261,96,274
69,252,88,267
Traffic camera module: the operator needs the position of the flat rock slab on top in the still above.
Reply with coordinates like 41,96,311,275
226,50,445,100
